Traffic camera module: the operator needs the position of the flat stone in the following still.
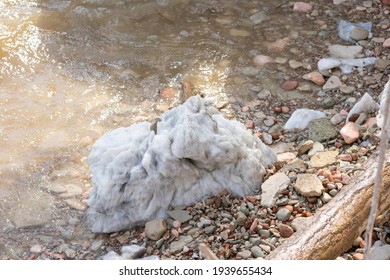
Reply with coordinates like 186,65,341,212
309,150,339,168
321,192,332,204
237,249,252,259
375,59,390,71
294,174,325,197
170,235,193,254
276,152,296,162
253,55,273,66
308,118,338,142
340,85,355,94
167,210,192,223
249,11,268,25
260,173,291,207
323,75,342,91
59,184,83,198
278,223,294,238
289,59,303,69
328,45,363,59
276,208,291,222
293,2,313,12
278,159,307,173
250,246,265,258
291,216,311,232
229,28,251,37
145,219,167,241
204,225,217,234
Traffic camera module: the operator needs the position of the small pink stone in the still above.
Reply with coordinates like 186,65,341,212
173,220,181,228
307,71,325,86
340,122,360,144
281,80,299,91
293,2,313,13
383,38,390,48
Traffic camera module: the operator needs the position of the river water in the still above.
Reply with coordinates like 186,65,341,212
0,0,324,258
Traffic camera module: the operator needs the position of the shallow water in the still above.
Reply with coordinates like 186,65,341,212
0,0,323,258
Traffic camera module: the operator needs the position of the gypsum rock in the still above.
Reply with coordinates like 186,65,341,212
100,245,159,260
377,77,390,138
86,95,276,233
347,92,379,122
283,109,326,130
318,57,378,74
337,19,372,43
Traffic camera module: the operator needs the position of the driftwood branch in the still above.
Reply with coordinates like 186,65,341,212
266,150,390,260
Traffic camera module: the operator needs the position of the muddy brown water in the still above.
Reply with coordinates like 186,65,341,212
0,0,333,259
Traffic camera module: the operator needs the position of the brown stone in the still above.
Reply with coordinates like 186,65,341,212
340,122,360,144
307,71,325,86
281,80,299,91
278,223,295,238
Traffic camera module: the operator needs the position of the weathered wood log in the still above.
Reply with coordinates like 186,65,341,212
266,150,390,260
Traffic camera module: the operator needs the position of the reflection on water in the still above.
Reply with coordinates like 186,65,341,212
0,0,316,258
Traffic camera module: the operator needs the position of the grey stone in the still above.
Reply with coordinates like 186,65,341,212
220,212,233,220
167,210,192,223
321,193,332,204
170,235,193,254
375,59,390,71
291,216,311,231
260,173,290,207
308,118,338,142
202,225,215,234
250,246,265,258
340,85,355,94
323,75,342,91
64,248,76,259
236,212,247,226
30,244,43,254
262,132,273,145
249,11,268,25
90,240,104,252
323,97,335,109
258,229,271,238
294,174,325,197
278,159,307,173
330,113,345,125
350,27,369,41
328,45,363,59
197,217,212,228
276,208,291,222
237,249,252,259
145,219,167,241
249,236,261,245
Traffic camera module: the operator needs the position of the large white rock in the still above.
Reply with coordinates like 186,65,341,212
86,95,276,232
347,92,379,122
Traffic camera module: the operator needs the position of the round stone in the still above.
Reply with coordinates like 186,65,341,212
276,208,291,222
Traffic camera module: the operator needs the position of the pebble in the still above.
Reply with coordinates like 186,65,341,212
235,212,247,226
278,223,294,238
276,208,291,222
259,229,271,238
204,225,217,234
352,252,364,260
260,173,291,207
298,140,314,154
320,192,332,204
293,2,313,12
323,76,342,91
350,27,369,41
249,11,268,25
253,55,273,66
262,132,273,145
229,28,251,37
309,150,339,168
340,122,360,144
294,174,325,197
250,246,265,258
277,152,296,162
281,80,299,91
30,244,43,254
264,116,275,127
291,217,310,232
330,113,345,125
169,235,193,254
90,240,104,252
265,38,289,52
383,38,390,48
307,71,325,86
237,250,252,259
167,210,192,223
145,219,167,240
289,59,303,69
340,85,355,94
308,142,324,157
